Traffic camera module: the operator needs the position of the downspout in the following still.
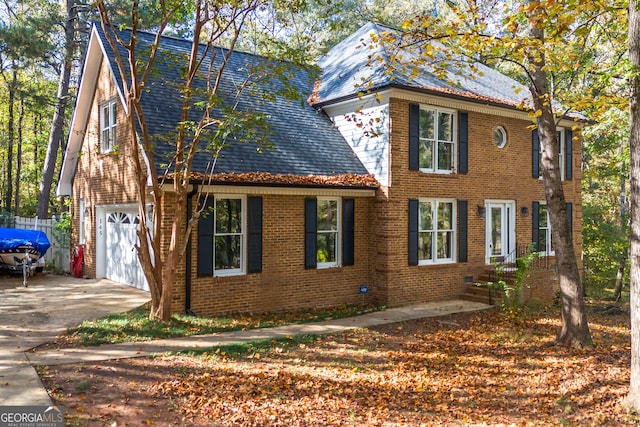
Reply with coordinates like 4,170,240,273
185,184,198,315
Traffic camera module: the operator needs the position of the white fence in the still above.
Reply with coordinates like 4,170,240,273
11,216,71,273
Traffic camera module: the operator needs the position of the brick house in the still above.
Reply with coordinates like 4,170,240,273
57,22,580,315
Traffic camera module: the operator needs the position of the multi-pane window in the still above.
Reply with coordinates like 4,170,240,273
538,204,553,255
316,198,340,268
419,107,455,172
538,128,565,180
100,99,117,153
418,199,455,263
214,197,244,275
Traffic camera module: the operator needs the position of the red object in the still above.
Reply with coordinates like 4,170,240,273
71,245,84,278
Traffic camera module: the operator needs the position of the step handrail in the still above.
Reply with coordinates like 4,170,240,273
489,243,550,285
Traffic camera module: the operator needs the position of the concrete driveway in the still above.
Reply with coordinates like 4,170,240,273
0,273,149,405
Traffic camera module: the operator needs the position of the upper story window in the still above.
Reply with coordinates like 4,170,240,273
533,127,573,181
410,104,465,174
213,196,245,276
494,126,508,148
557,129,566,180
100,99,117,153
419,107,456,173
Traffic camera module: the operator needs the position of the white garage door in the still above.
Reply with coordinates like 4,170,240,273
105,211,149,291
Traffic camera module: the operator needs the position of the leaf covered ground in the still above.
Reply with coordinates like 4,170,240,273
39,305,635,426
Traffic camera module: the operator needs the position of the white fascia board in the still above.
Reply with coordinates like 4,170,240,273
56,27,103,196
57,24,130,197
322,90,391,118
321,87,584,128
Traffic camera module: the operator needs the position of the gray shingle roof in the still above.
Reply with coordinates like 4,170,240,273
94,25,371,182
315,22,531,108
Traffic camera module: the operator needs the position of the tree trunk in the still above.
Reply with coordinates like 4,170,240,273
14,96,24,216
527,6,592,349
614,258,626,302
37,0,76,219
625,0,640,411
614,141,627,302
4,69,17,213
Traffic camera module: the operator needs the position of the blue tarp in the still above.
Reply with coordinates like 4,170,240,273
0,228,51,257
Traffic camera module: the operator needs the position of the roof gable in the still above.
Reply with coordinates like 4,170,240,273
95,25,371,179
314,22,531,109
58,24,374,196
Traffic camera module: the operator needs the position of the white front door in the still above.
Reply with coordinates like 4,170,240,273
485,200,516,264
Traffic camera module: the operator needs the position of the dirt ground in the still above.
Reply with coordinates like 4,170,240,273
37,306,635,427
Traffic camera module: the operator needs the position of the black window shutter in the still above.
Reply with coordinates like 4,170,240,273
566,202,573,236
565,129,573,180
409,104,420,171
342,198,355,266
532,129,540,178
532,201,540,252
458,112,468,174
197,196,215,277
304,198,317,269
408,199,419,265
458,200,468,262
247,196,263,273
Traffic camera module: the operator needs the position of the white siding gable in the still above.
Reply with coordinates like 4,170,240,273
331,104,389,187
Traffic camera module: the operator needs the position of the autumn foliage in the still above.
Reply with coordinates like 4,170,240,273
40,307,634,426
183,171,380,188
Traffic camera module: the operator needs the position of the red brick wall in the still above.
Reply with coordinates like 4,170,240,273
374,97,582,307
174,193,375,315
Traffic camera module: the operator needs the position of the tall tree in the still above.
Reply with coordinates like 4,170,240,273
524,1,591,348
97,0,312,320
371,0,625,347
0,0,60,214
37,0,78,219
626,0,640,411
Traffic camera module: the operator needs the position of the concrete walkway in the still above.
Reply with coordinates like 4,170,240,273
26,299,491,367
0,274,490,406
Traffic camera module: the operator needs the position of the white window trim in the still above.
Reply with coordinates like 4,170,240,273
419,105,457,174
317,196,341,269
100,99,117,153
213,195,246,277
494,126,507,148
557,128,565,181
538,203,554,256
418,198,456,265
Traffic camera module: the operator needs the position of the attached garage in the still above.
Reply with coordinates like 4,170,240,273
96,205,149,292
